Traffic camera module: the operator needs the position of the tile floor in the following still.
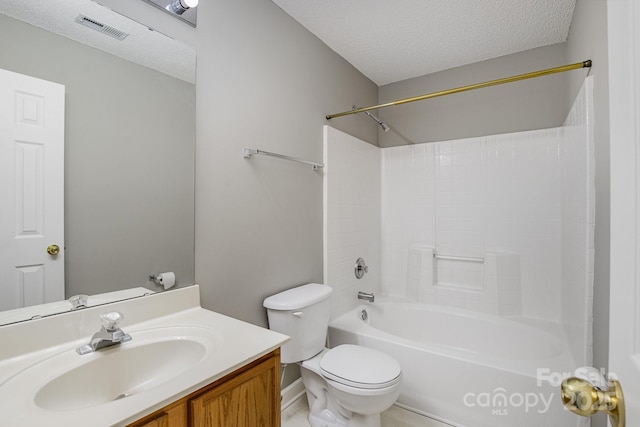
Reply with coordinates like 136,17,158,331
282,397,452,427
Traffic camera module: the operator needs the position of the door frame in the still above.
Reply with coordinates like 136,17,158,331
608,0,640,422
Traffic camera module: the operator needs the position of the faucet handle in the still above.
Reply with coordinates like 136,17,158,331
100,311,124,331
355,258,369,279
68,294,88,310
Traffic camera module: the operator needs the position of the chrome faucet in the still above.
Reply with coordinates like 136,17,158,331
76,311,132,355
358,291,375,303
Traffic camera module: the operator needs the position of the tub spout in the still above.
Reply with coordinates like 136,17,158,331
358,291,374,303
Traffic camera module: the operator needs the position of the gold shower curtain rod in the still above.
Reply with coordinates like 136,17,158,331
325,60,592,120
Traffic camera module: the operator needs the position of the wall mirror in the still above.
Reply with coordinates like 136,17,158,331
0,0,196,325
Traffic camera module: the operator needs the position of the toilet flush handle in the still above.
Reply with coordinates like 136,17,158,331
292,311,304,318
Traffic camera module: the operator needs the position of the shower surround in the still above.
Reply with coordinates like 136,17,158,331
323,77,594,426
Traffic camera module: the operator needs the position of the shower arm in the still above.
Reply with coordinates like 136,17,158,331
354,105,390,132
326,60,592,120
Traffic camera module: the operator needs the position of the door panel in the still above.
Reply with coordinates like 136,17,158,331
0,68,65,310
608,0,640,423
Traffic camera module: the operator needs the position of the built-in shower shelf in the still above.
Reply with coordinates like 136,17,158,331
433,253,484,263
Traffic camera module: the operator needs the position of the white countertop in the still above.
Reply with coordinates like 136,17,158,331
0,285,289,427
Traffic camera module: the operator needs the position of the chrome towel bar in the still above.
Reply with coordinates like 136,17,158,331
243,147,324,171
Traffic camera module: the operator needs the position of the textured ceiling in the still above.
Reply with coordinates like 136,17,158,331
0,0,195,83
272,0,576,86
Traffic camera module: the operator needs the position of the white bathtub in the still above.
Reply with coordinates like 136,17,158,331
328,301,581,427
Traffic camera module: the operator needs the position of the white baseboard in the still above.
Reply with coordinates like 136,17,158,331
281,378,305,411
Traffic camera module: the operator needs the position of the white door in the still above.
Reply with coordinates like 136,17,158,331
608,0,640,423
0,68,65,311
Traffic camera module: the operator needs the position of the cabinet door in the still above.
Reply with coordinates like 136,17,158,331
127,402,187,427
136,414,169,427
190,354,280,427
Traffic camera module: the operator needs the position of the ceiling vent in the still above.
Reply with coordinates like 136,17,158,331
75,14,129,41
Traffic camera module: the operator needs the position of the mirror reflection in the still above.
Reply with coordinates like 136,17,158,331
0,0,196,325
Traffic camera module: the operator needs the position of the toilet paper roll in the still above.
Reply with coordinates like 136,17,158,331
157,272,176,290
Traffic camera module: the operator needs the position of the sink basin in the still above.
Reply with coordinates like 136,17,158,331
35,338,206,411
5,326,218,412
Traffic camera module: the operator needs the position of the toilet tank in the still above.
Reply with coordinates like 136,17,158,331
263,283,332,364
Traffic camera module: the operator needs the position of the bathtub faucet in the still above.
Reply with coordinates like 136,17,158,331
358,291,375,303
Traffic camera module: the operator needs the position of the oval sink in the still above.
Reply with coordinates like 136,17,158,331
28,328,215,411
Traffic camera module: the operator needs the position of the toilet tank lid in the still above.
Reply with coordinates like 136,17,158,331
263,283,332,310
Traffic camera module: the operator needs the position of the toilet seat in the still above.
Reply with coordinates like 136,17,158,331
320,344,401,390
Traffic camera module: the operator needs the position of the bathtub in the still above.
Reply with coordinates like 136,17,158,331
327,301,581,427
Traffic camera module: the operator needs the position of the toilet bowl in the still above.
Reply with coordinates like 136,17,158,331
263,284,402,427
302,346,401,427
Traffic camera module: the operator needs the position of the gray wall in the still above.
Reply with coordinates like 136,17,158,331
0,14,196,297
193,0,378,328
378,43,570,146
566,1,610,426
101,0,379,323
97,0,377,389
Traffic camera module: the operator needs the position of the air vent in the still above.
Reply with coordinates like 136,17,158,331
75,14,129,41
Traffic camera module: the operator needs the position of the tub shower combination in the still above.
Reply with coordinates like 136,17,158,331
323,78,594,427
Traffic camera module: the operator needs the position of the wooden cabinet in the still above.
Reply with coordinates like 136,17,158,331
128,349,281,427
129,403,186,427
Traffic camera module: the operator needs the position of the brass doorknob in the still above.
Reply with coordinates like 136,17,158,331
561,377,625,427
47,244,60,256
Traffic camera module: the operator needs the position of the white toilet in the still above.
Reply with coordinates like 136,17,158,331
264,283,401,427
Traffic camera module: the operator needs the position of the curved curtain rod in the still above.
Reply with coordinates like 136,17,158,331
326,60,592,120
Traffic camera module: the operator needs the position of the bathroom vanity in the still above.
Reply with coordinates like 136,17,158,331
0,286,288,427
128,349,280,427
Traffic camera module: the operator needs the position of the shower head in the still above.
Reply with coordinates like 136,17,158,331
364,111,390,132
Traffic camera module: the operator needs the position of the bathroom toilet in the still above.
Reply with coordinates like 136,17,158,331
264,283,401,427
